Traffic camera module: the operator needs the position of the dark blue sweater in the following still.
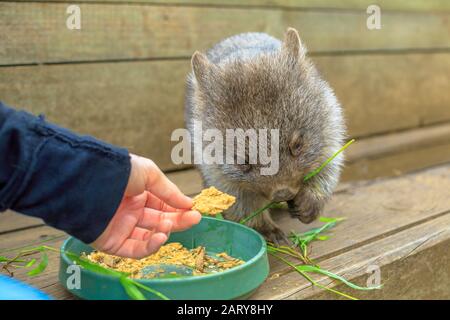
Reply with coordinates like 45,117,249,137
0,102,131,243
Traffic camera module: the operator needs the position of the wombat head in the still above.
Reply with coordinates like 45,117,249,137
190,28,345,202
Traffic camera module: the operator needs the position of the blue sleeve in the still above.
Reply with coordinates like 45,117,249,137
0,102,131,243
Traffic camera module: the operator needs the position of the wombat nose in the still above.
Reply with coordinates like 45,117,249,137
272,189,296,202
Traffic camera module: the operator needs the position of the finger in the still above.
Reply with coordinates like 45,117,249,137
156,219,173,235
115,233,168,259
145,163,193,209
137,208,164,229
129,227,154,241
161,210,202,232
145,192,179,212
139,208,201,232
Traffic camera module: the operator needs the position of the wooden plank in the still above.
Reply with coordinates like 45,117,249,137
11,0,450,13
1,3,450,65
252,212,450,299
1,53,449,171
305,238,450,299
343,122,450,181
0,229,68,298
268,163,450,273
315,53,450,138
0,226,64,253
1,164,450,299
347,123,450,162
0,61,191,172
344,140,450,181
0,211,43,234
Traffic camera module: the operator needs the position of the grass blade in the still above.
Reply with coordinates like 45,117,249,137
27,252,48,276
132,280,170,300
120,277,146,300
240,202,276,225
297,265,381,291
269,251,358,300
25,259,36,268
304,139,355,182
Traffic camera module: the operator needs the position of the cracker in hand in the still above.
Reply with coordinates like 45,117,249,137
192,187,236,215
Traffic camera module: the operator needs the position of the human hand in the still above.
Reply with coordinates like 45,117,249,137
92,154,201,258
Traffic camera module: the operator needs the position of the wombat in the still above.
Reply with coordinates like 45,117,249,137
185,28,345,243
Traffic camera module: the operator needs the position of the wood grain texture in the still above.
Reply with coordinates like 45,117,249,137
1,53,449,170
1,163,449,299
252,214,450,299
344,141,450,181
0,211,43,234
268,163,450,273
343,122,450,181
304,238,450,300
0,61,191,171
1,3,449,65
315,53,450,138
10,0,450,12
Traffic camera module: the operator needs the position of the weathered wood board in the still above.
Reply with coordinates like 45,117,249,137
1,164,449,299
1,3,449,65
1,53,449,171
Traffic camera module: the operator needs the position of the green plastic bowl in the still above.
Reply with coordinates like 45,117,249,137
59,217,269,300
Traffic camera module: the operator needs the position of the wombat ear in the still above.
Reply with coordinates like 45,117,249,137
282,28,306,61
191,51,215,86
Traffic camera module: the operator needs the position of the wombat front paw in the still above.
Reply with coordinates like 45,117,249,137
287,194,324,224
260,226,290,245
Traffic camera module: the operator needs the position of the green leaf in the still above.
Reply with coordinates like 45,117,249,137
290,217,343,249
27,252,48,276
269,251,358,300
319,216,345,223
0,256,27,264
120,277,146,300
215,213,224,220
25,259,36,268
132,280,170,300
297,265,382,291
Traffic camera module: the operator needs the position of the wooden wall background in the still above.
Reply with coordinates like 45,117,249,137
0,0,449,181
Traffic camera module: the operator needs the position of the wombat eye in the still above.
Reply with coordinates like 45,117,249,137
289,140,303,157
289,131,303,157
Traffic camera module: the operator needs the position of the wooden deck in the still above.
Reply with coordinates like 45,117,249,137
1,163,449,300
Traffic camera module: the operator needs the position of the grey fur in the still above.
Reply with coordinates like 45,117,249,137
185,28,345,243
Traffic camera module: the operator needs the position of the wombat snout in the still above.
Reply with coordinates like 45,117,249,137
271,188,296,202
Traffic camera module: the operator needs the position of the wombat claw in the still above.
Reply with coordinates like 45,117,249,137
262,227,290,246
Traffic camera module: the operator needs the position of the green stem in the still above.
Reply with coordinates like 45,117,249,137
269,251,358,300
240,202,277,225
303,139,355,182
131,280,170,300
